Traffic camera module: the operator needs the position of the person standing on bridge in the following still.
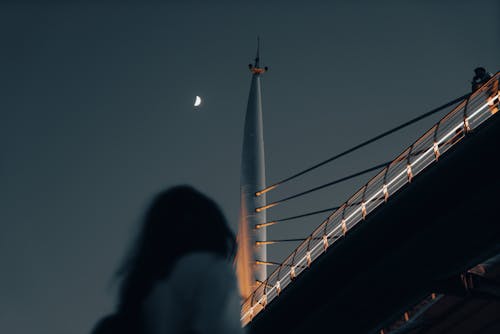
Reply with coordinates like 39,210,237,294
91,185,244,334
471,67,492,91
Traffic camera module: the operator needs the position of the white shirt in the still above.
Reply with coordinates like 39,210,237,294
142,252,245,334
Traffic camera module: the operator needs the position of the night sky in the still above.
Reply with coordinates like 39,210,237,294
1,1,499,333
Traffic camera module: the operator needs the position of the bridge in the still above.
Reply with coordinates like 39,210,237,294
237,66,500,333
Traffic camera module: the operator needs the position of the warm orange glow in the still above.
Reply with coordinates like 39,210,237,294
406,164,413,182
306,251,312,267
256,241,276,245
236,202,254,299
322,235,329,252
464,118,471,133
404,312,410,321
251,67,266,74
431,292,437,299
488,80,499,115
341,219,347,235
255,221,277,229
290,266,296,279
361,202,367,219
383,184,389,202
433,142,440,160
255,184,278,196
255,260,274,266
255,202,278,212
488,92,499,115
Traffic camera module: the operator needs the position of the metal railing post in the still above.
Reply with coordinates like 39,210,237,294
383,165,390,202
463,97,471,133
406,145,414,182
361,185,368,220
433,123,441,160
290,250,298,280
306,236,312,267
341,203,348,236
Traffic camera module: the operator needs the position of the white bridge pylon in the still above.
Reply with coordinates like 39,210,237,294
236,40,269,299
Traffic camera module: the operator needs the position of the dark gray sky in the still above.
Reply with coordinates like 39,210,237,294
1,1,498,333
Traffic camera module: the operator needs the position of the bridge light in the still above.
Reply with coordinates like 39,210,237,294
276,280,281,295
255,221,277,229
464,118,471,133
322,235,329,252
433,142,440,160
255,202,278,212
255,184,278,196
406,164,413,182
257,241,274,246
290,266,296,279
306,251,312,267
488,93,499,115
361,202,367,220
341,219,347,235
383,184,389,202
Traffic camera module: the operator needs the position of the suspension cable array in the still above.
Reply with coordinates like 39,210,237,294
253,95,472,249
256,206,341,229
256,93,471,197
256,161,391,212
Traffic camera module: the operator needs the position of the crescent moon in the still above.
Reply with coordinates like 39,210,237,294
194,96,202,107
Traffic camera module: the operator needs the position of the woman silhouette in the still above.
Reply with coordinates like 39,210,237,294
92,185,243,334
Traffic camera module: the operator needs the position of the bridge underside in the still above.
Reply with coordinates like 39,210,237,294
383,266,500,333
248,114,500,334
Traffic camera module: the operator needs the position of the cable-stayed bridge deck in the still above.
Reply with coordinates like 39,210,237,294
241,73,500,332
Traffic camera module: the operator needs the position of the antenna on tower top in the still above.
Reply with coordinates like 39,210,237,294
248,36,268,74
255,36,260,67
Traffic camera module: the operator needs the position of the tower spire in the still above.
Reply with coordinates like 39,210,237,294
237,39,268,299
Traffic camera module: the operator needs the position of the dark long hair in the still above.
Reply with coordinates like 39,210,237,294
116,185,236,314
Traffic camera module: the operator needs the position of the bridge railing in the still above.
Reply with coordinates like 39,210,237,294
241,72,500,325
